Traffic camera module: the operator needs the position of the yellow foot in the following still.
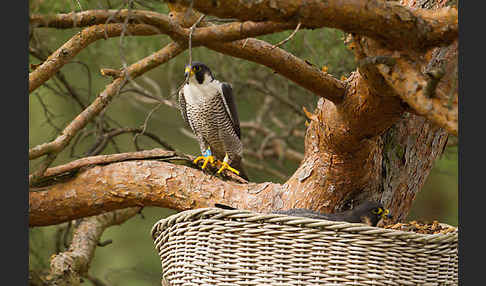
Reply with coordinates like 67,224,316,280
217,154,240,176
193,148,215,169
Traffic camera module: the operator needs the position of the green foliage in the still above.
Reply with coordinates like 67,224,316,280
408,145,458,226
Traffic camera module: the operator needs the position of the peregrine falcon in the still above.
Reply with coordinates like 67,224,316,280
179,62,248,180
272,201,392,226
215,201,392,226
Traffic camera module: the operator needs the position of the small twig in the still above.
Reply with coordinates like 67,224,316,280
97,239,113,247
134,130,175,151
85,126,175,156
62,61,92,109
134,102,163,144
100,68,123,78
169,13,207,115
103,6,125,40
188,14,206,67
137,208,145,219
141,75,163,99
109,137,121,153
34,93,62,132
271,22,301,50
258,133,277,159
243,79,306,118
242,38,249,48
179,127,197,140
270,116,305,138
29,153,57,187
29,149,183,185
121,87,176,107
55,226,66,253
240,121,304,163
30,48,91,110
63,221,72,249
256,96,274,124
74,0,83,11
29,42,185,161
70,129,96,158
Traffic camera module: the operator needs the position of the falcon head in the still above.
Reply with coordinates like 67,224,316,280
356,201,392,226
184,61,214,85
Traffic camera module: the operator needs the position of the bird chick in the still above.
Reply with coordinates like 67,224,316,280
215,200,392,227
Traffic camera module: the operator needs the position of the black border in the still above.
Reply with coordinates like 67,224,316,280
458,1,480,285
10,1,29,285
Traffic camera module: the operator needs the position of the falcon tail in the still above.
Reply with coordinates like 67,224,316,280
231,157,249,181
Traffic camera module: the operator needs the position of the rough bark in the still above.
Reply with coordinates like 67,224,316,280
167,0,457,51
29,159,277,227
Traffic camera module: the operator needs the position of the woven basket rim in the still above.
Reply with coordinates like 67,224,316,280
151,207,458,244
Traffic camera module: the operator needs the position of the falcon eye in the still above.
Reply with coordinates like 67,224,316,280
372,208,382,215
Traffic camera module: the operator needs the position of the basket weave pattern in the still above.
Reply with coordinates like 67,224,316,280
151,208,458,286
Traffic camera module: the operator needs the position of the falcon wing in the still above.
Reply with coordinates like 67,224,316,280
220,82,241,139
178,88,196,133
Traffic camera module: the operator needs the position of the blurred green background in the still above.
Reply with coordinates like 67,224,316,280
29,1,458,285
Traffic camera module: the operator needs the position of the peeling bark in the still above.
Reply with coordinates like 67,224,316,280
29,160,281,227
169,0,458,51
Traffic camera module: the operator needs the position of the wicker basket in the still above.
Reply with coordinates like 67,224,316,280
151,208,458,286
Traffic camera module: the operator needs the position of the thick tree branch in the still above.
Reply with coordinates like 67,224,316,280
31,10,345,102
351,34,458,136
30,149,184,185
29,159,282,227
376,52,457,136
205,38,345,102
30,10,296,43
168,0,457,51
46,208,140,286
29,42,185,161
29,23,159,93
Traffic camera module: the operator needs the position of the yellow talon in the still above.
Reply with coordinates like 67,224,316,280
217,154,240,175
193,148,215,169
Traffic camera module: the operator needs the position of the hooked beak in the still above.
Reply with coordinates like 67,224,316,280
184,66,194,79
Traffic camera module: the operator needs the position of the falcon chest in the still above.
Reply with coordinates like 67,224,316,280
183,80,222,106
183,81,232,150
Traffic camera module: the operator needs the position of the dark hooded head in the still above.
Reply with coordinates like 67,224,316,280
353,201,392,226
184,61,214,84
